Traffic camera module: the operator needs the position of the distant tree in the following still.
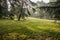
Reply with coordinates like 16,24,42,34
54,0,60,20
0,0,8,19
47,0,60,22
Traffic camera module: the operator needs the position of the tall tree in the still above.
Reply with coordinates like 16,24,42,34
54,0,60,20
0,0,8,18
9,0,31,20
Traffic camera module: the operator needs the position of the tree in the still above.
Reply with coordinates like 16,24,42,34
0,0,8,19
47,0,60,22
8,0,31,21
54,0,60,20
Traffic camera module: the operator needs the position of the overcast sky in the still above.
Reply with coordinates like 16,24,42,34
30,0,50,3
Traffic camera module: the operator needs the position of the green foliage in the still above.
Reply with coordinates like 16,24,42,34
0,0,31,20
9,0,31,21
0,0,8,19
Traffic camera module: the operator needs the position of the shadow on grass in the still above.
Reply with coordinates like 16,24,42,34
0,19,60,40
0,25,60,40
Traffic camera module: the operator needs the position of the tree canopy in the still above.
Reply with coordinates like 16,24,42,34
0,0,60,20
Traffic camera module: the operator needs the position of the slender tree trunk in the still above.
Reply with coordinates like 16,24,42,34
18,0,23,21
18,14,21,21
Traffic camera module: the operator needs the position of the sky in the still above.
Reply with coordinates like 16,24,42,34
30,0,50,3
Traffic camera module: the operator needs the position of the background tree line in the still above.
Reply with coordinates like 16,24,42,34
29,0,60,20
0,0,60,21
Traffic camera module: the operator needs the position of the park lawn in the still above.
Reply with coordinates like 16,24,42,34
0,17,60,40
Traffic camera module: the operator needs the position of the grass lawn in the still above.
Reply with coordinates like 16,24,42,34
0,17,60,40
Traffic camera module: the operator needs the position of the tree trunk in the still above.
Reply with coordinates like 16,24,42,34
18,0,23,21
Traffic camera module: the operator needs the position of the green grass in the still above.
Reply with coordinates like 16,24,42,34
0,18,60,40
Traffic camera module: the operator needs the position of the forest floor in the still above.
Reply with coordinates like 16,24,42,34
0,17,60,40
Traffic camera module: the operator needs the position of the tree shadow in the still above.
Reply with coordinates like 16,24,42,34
0,24,60,40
